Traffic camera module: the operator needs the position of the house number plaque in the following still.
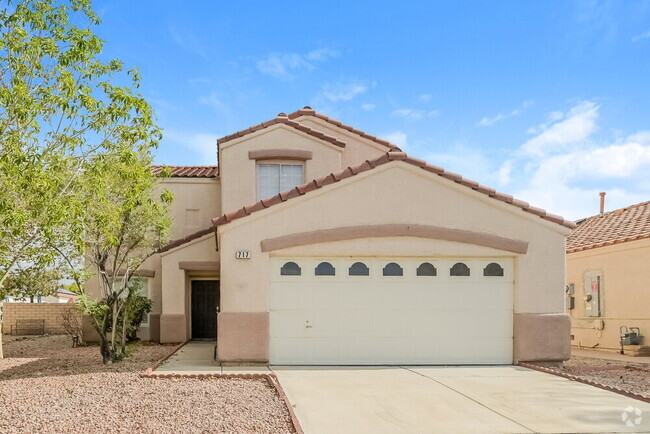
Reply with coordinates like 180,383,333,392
235,250,252,259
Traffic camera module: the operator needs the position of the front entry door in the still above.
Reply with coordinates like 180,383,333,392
191,280,219,339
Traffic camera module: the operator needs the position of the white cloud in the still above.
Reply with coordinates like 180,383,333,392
164,129,219,164
361,103,376,111
632,30,650,42
256,48,339,80
391,108,440,120
305,48,340,62
419,94,433,103
382,131,409,151
477,100,534,127
321,80,371,101
520,100,599,156
501,101,650,219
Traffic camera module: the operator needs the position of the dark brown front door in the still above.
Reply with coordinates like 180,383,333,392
191,280,219,339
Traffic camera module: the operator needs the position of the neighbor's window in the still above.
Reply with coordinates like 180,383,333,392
257,164,304,200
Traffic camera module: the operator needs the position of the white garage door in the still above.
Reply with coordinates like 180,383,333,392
270,257,514,365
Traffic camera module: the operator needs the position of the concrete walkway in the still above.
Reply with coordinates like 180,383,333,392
154,341,271,375
573,348,650,364
273,366,650,434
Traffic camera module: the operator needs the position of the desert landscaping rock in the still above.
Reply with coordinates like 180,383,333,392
540,355,650,399
0,335,294,433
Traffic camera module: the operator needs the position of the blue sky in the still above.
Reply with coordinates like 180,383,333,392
92,0,650,220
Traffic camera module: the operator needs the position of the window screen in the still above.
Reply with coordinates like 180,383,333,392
257,164,304,200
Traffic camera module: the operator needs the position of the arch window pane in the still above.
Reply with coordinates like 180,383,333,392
383,262,403,276
349,262,369,276
280,262,301,276
416,262,437,276
484,262,504,276
450,262,470,276
315,262,336,276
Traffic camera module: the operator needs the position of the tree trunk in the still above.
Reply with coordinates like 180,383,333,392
120,302,128,355
0,301,4,359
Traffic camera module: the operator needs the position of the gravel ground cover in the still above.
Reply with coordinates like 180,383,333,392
0,335,294,433
539,355,650,399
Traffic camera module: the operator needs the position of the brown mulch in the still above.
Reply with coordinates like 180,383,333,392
542,355,650,399
0,335,295,433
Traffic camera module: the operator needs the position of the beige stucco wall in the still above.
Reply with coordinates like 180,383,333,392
158,177,221,240
159,233,219,343
296,117,390,168
218,124,344,213
217,162,570,362
567,237,650,351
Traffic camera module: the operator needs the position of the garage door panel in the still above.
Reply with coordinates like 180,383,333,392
270,257,514,365
304,310,339,337
307,286,340,310
306,339,340,364
270,283,304,310
271,339,305,364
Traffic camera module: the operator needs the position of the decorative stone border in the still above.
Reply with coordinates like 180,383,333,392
520,362,650,404
140,344,303,433
141,341,188,377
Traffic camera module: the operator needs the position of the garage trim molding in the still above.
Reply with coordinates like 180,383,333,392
260,224,529,254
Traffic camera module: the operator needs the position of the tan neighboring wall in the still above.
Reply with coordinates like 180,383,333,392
217,162,571,363
2,303,80,335
567,237,650,351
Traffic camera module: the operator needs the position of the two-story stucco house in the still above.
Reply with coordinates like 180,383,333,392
92,107,576,366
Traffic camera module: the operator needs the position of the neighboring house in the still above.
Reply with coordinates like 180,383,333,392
86,107,576,365
5,290,76,304
566,199,650,353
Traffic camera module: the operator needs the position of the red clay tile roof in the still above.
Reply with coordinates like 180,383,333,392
158,227,214,253
567,200,650,253
288,107,398,150
212,151,576,230
217,114,347,148
151,165,219,178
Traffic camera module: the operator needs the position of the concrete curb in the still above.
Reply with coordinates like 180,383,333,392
520,362,650,404
141,341,188,377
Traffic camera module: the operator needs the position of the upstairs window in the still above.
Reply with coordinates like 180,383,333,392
257,164,304,200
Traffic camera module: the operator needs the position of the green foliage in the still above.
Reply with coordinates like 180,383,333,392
0,0,162,290
0,0,170,362
1,265,62,301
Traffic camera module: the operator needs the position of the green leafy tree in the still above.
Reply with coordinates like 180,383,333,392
1,265,62,302
69,149,171,364
0,0,163,358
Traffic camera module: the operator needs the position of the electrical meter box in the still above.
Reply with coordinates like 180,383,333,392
584,272,602,317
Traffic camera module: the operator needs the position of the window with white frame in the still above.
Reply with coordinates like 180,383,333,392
257,164,304,200
111,277,150,324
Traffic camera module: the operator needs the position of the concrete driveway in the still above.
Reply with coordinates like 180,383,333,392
272,366,650,434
